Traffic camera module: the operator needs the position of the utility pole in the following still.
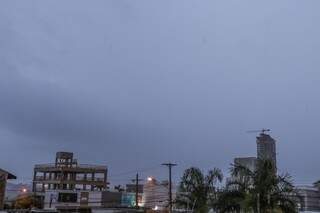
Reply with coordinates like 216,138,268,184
162,163,177,213
132,173,143,209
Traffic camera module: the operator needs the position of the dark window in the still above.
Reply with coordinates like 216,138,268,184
58,193,77,203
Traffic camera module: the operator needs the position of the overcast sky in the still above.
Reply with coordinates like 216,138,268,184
1,0,320,186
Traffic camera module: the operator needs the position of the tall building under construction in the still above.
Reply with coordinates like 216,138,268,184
256,133,277,166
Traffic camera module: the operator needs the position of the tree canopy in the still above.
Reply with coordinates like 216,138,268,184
215,159,298,213
176,167,223,213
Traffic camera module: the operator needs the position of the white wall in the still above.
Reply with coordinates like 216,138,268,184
44,190,102,209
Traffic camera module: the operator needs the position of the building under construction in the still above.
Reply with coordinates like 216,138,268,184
256,132,277,166
33,152,108,209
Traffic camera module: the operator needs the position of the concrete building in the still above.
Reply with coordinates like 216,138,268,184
234,157,257,172
125,184,143,207
256,133,277,166
33,152,108,210
142,177,170,210
226,157,257,190
101,191,123,208
44,189,103,210
294,185,320,212
45,190,140,210
125,184,143,194
0,169,16,209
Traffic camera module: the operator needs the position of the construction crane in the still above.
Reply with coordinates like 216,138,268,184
246,128,270,134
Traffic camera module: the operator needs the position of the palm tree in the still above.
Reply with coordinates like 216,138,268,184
176,167,223,213
313,180,320,188
215,159,297,213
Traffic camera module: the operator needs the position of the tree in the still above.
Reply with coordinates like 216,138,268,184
14,194,41,209
313,180,320,188
215,159,297,213
176,167,223,213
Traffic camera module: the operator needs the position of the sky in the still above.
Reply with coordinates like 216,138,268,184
1,0,320,186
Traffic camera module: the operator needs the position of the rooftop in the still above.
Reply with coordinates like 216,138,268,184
0,168,17,179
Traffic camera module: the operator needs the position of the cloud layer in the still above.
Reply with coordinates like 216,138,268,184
1,0,320,185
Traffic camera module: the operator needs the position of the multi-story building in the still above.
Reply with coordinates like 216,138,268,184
142,177,170,210
32,152,107,210
256,133,277,166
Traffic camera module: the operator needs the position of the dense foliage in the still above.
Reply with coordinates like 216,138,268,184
176,167,223,213
215,159,298,213
14,194,42,209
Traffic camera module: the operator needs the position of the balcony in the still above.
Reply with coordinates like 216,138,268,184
34,176,45,181
34,163,107,170
33,176,105,183
76,177,105,182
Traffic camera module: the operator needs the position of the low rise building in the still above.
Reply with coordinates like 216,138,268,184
234,157,257,172
295,185,320,212
125,184,143,207
44,189,102,210
0,169,16,209
125,184,143,194
33,152,108,211
226,157,257,189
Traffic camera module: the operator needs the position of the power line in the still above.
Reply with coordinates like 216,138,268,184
109,165,161,178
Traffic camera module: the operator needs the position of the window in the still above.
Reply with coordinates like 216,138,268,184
58,193,77,203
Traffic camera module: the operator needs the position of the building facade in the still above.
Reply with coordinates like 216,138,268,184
33,152,108,209
234,157,257,172
0,169,16,209
295,185,320,212
142,177,170,210
44,189,103,210
256,133,277,166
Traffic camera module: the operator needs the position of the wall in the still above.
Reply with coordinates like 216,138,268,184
44,190,102,209
0,172,8,209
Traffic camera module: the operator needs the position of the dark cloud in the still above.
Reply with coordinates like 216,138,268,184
1,0,320,185
0,69,107,143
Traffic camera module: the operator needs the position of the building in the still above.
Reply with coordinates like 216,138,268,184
142,177,170,210
226,157,257,190
256,133,277,166
100,191,139,208
234,157,257,172
45,190,139,210
101,191,123,208
44,189,103,211
124,184,143,207
294,185,320,212
0,169,16,209
125,184,143,194
33,152,108,210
